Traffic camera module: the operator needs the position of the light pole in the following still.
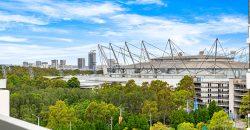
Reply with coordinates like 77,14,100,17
149,113,152,127
32,114,40,126
110,116,113,130
69,121,72,130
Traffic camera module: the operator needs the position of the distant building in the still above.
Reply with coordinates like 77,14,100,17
59,60,66,69
22,62,29,67
88,50,96,71
107,59,117,67
28,63,34,67
51,60,58,69
42,62,49,68
78,58,85,69
35,61,42,68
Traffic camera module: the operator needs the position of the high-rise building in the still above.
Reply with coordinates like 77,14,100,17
35,61,42,68
42,62,49,68
22,62,29,67
51,60,58,69
28,63,34,67
78,58,85,69
88,50,96,71
59,60,66,69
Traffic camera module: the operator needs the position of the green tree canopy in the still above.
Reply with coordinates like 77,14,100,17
67,77,80,88
208,110,234,130
239,92,250,117
84,101,118,123
150,122,168,130
208,100,222,118
177,122,197,130
142,100,158,118
176,75,195,97
47,100,76,130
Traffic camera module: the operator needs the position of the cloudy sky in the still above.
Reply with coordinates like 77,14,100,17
0,0,248,65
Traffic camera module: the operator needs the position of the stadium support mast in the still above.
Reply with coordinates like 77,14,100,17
109,43,120,71
142,40,150,61
125,42,136,69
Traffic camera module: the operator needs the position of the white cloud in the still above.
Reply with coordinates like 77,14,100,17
29,27,70,34
106,14,247,48
0,12,47,25
12,1,124,24
0,43,96,64
0,36,27,42
127,0,166,6
33,36,73,43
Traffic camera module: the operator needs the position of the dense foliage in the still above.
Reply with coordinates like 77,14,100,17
239,92,250,118
4,67,234,129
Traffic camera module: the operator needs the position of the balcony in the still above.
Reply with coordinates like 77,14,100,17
197,91,229,94
196,86,229,89
217,102,229,107
234,92,245,97
200,96,229,99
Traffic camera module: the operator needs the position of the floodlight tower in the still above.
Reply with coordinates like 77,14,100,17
246,0,250,129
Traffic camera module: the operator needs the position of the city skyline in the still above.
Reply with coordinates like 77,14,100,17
0,0,248,65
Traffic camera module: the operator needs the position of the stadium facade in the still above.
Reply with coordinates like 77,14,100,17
98,39,249,119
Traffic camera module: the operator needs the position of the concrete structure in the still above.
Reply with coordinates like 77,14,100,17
78,58,85,69
0,79,9,116
59,60,66,69
51,60,58,69
28,63,35,67
22,62,28,67
194,77,249,119
99,40,249,119
88,50,96,71
42,62,49,68
36,61,42,68
0,114,49,130
229,79,248,119
107,59,117,68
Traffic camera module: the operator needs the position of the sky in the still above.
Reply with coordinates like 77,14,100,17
0,0,248,65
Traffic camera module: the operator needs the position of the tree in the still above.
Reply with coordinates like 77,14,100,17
208,100,221,119
124,114,149,130
196,122,206,130
176,75,195,97
150,122,168,130
149,80,169,93
157,88,174,123
84,101,118,123
172,90,193,109
177,122,197,130
142,100,159,118
192,107,209,124
208,110,234,130
49,79,67,88
47,100,76,129
170,109,192,128
239,92,250,117
67,77,80,88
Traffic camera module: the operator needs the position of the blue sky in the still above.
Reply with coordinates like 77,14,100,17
0,0,248,65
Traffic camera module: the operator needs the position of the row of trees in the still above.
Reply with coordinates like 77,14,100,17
0,66,103,79
3,67,246,129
